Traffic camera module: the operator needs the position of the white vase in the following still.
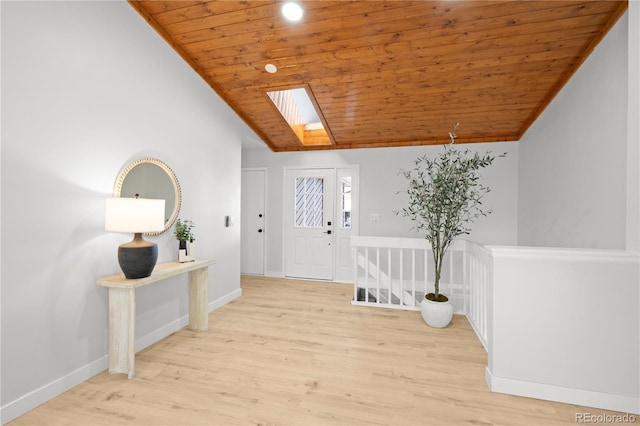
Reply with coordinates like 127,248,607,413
420,297,453,328
178,240,195,263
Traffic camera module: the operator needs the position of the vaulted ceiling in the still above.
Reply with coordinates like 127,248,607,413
129,0,627,152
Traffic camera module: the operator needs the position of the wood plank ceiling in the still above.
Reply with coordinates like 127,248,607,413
129,1,627,152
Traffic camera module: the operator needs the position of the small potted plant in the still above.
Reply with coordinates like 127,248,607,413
174,218,195,262
398,123,505,327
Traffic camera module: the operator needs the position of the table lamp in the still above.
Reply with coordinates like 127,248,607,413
105,196,166,279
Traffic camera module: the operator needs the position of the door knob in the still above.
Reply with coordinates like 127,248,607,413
323,230,332,235
258,229,263,233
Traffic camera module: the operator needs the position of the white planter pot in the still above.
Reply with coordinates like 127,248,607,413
178,241,195,263
420,297,453,328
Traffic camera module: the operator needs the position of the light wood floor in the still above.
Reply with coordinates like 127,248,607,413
11,276,623,425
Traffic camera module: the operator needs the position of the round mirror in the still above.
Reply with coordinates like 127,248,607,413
113,158,181,236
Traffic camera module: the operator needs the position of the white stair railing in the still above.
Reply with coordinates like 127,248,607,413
463,241,492,350
354,248,415,306
351,236,467,312
350,237,640,414
351,236,489,349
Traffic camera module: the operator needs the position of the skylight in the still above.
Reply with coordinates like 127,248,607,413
266,86,333,146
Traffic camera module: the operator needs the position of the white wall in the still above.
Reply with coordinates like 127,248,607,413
625,2,640,416
486,246,639,414
1,1,249,421
627,2,640,253
518,12,629,250
242,142,519,277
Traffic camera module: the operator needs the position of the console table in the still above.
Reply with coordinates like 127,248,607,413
97,259,215,379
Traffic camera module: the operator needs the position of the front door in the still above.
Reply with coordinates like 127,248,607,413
284,168,335,280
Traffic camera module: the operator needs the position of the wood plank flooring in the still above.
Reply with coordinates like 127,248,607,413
10,276,624,425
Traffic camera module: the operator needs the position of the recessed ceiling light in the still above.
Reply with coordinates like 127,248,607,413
265,63,278,74
282,2,303,22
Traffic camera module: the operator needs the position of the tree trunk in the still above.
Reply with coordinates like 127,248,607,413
433,249,441,299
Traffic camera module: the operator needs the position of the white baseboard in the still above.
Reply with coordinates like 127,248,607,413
1,355,108,425
262,271,353,283
0,288,242,425
485,367,640,415
134,288,241,353
209,288,242,311
135,313,189,353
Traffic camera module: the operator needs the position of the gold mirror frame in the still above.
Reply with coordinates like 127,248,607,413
113,157,182,236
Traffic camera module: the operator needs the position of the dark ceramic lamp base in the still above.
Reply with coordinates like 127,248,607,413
118,233,159,279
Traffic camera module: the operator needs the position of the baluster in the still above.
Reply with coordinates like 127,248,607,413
469,255,475,319
480,258,484,329
475,261,480,336
482,264,487,340
365,247,370,303
472,256,477,321
424,249,428,298
399,248,404,306
470,254,477,333
411,249,416,307
449,250,454,302
387,248,392,305
476,259,480,332
353,247,358,303
463,250,468,315
376,248,380,304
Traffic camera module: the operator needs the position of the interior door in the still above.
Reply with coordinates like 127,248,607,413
284,168,335,280
241,169,265,275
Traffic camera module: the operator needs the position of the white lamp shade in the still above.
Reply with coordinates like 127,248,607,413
105,197,165,233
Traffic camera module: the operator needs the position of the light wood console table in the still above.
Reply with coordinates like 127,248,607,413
97,259,215,379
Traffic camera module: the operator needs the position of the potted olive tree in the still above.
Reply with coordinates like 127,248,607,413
174,218,195,262
398,124,505,327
